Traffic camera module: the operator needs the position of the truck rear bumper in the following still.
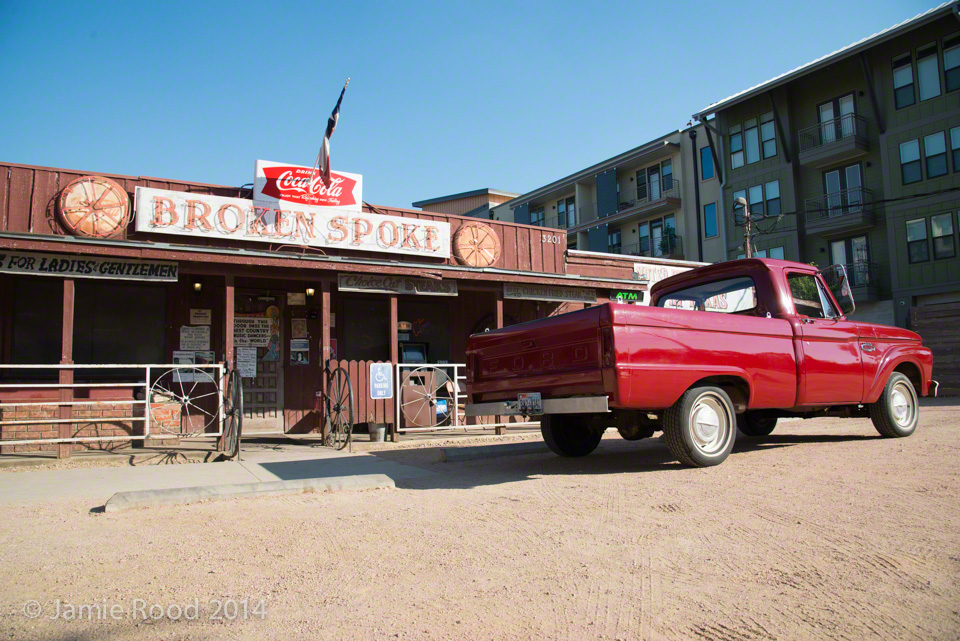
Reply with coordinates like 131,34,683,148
465,396,609,417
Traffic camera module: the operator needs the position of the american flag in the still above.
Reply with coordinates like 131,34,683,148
312,78,350,186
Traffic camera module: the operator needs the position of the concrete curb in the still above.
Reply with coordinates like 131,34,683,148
439,441,548,463
103,474,395,512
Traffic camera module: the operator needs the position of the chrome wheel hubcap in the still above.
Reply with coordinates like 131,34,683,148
689,394,730,455
891,383,916,428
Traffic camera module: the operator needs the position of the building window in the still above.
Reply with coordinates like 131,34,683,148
531,205,545,226
917,45,942,101
703,202,717,238
662,159,674,191
900,140,922,185
932,213,956,259
700,146,714,180
608,229,621,254
925,131,948,178
745,123,760,164
893,54,915,109
760,113,777,158
765,180,781,216
768,246,785,259
639,223,650,254
557,196,575,228
951,126,960,171
636,168,647,201
907,218,929,263
730,125,744,169
945,34,960,92
748,185,764,216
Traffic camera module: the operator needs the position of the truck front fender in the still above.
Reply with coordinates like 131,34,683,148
863,346,933,403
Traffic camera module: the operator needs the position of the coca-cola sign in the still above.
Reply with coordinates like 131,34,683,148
254,159,362,212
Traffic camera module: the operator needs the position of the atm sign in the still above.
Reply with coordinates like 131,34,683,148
610,290,643,303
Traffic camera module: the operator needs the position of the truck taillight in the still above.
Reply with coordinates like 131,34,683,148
601,326,614,367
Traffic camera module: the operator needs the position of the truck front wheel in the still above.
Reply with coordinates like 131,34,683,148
540,415,604,457
663,386,736,467
869,371,919,438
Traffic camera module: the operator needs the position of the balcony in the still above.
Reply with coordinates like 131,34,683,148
844,261,881,302
611,234,684,260
617,178,681,219
798,114,870,168
541,212,577,230
804,188,876,238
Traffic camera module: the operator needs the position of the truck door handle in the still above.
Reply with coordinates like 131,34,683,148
861,342,876,352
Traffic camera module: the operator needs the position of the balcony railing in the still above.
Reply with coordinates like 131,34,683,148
618,178,681,212
611,234,684,259
541,211,578,229
843,261,877,289
804,187,872,220
798,114,868,153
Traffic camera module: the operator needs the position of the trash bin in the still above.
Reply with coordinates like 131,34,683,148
369,423,387,442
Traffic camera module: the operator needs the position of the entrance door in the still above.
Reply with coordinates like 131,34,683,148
236,291,285,434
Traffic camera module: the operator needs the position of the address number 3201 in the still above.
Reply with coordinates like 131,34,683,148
541,234,564,244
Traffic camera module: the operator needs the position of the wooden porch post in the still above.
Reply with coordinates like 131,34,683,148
389,294,399,442
321,279,331,439
495,287,505,434
218,275,235,452
57,279,74,459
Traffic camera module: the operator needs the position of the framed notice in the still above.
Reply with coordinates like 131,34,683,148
189,309,212,325
234,317,272,347
179,325,210,351
236,347,258,379
290,339,309,365
291,318,307,339
287,292,306,306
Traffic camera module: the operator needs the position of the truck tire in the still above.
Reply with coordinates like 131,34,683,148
869,372,919,438
663,385,736,467
541,415,603,457
737,412,777,437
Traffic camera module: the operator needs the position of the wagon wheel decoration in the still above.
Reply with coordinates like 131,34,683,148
453,222,502,267
325,365,354,450
56,176,130,238
149,367,220,437
221,366,243,459
400,366,453,428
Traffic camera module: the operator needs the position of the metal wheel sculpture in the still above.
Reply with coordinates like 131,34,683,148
149,367,220,437
400,366,453,428
56,175,130,238
222,366,243,459
325,364,354,450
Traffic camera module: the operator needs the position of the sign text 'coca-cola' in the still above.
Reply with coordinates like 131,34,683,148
253,159,362,212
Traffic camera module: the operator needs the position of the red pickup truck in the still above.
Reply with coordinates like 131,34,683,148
465,258,936,467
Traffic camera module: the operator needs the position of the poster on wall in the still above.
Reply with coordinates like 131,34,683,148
179,326,210,351
328,338,338,361
236,347,258,379
287,292,306,306
263,306,281,362
194,351,215,365
234,317,272,347
172,350,195,384
189,309,212,325
291,318,307,339
290,339,309,365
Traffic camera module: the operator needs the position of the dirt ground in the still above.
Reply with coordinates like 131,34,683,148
2,401,959,641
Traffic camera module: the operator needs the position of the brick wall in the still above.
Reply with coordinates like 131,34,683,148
0,402,143,453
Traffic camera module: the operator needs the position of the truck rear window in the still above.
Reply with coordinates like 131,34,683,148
657,276,758,314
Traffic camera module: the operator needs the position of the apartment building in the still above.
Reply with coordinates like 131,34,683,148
491,123,727,265
692,2,960,328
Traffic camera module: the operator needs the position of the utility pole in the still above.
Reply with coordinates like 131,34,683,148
735,196,752,258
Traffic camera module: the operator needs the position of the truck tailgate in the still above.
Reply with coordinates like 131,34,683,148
466,305,608,402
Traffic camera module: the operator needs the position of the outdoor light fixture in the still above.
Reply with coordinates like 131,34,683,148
193,281,202,295
306,287,316,298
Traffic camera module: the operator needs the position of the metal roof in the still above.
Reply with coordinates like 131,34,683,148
692,1,958,119
411,187,519,208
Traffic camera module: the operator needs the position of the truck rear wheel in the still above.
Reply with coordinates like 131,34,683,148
663,386,736,467
869,371,919,438
541,415,603,457
737,412,777,437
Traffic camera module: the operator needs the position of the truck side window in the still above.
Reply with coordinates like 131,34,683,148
657,276,758,314
787,273,838,319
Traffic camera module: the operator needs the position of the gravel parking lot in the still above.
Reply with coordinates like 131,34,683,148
2,400,959,640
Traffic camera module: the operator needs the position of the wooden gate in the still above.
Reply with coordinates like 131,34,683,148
910,302,960,396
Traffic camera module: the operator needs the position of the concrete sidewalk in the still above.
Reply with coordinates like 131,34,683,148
0,445,437,506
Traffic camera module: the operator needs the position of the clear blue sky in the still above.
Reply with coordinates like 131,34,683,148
1,0,933,208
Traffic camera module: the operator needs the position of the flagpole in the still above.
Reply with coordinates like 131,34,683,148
310,78,350,185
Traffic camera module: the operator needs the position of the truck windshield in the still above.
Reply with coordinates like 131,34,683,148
657,276,758,314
